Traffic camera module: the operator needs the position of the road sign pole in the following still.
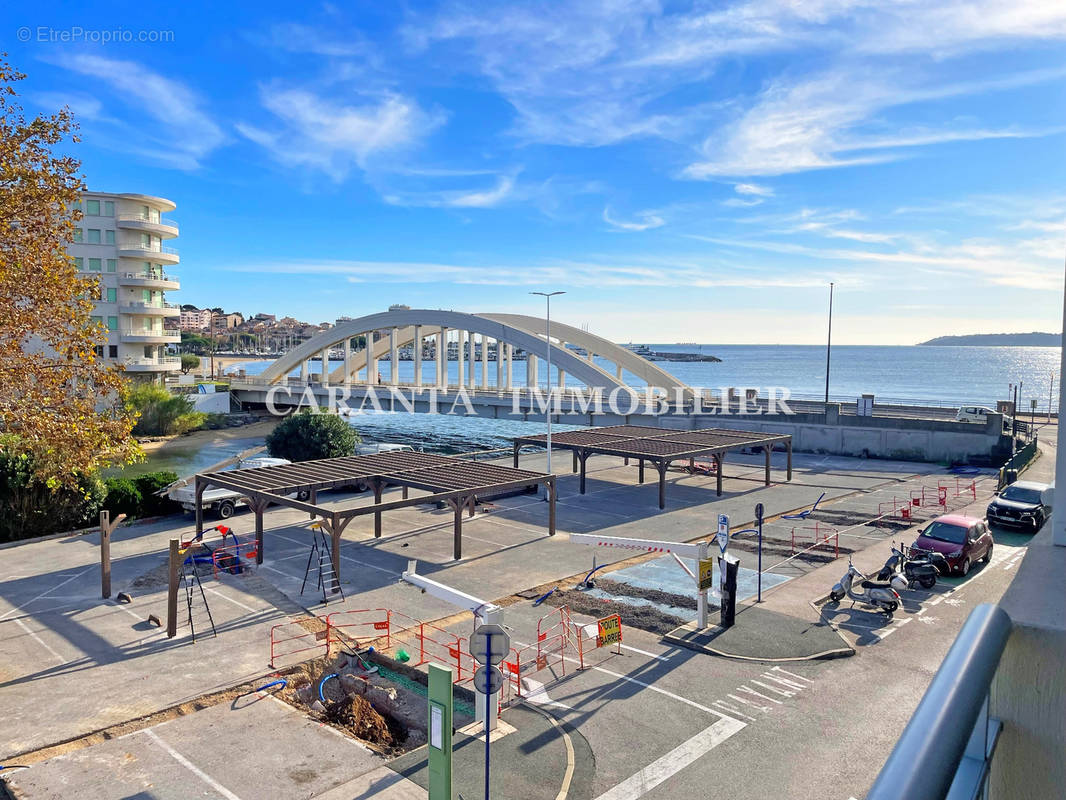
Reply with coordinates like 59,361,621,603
755,503,764,603
485,668,491,800
696,540,708,629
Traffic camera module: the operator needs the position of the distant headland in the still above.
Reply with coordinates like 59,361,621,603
917,332,1060,347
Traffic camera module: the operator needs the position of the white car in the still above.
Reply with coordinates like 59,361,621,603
169,456,303,519
354,443,417,455
956,405,1013,431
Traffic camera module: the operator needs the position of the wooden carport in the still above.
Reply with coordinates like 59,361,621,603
512,425,792,509
193,451,555,574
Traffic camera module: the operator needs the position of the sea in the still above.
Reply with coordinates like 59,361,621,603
127,344,1062,478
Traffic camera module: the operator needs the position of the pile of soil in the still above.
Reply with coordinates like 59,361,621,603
595,578,697,611
547,588,688,635
323,695,394,748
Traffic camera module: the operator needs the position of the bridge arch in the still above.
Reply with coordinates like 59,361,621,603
257,308,691,395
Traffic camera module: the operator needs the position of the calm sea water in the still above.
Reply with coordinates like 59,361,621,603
136,344,1059,479
229,344,1061,409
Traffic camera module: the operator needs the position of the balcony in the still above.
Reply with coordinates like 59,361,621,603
116,242,180,264
115,213,179,238
123,356,181,372
119,327,181,343
118,300,181,317
117,271,180,290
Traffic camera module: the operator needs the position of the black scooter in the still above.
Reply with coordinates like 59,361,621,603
876,543,942,590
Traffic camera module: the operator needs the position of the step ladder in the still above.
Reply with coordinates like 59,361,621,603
180,558,217,641
301,527,344,605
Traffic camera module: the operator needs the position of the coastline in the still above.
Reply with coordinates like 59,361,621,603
136,417,281,456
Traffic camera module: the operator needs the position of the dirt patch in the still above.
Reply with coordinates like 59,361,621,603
545,588,688,635
323,694,395,747
595,578,697,611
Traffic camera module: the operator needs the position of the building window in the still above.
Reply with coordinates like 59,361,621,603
90,315,102,327
106,259,116,272
87,229,101,244
86,199,100,216
88,258,101,271
108,345,118,358
106,288,117,303
140,233,151,247
73,228,83,242
105,230,115,245
107,316,118,331
94,345,104,357
142,289,152,303
104,201,114,216
73,257,84,270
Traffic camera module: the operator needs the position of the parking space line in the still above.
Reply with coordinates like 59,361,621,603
0,564,96,622
205,587,260,614
14,617,66,663
593,717,747,800
143,728,243,800
619,644,672,661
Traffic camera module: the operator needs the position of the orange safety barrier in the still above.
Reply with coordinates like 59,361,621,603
877,496,912,520
269,617,329,669
324,608,392,653
386,610,466,681
790,522,839,558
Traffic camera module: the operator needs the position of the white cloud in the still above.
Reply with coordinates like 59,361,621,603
238,86,441,179
734,182,774,197
384,174,517,208
603,207,666,232
46,54,225,169
683,68,1064,178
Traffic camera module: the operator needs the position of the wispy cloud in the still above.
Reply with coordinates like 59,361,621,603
735,182,774,197
238,86,442,179
603,207,665,232
384,174,517,208
45,54,225,169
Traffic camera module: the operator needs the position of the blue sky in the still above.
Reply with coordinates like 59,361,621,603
6,1,1066,343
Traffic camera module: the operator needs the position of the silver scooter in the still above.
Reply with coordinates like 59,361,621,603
829,560,905,617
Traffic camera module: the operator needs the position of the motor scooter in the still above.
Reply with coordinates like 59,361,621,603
876,543,939,589
829,560,904,617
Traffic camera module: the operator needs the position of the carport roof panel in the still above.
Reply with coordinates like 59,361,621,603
589,437,712,458
199,450,550,495
513,429,637,447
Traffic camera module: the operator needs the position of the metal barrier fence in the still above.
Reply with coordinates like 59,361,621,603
866,604,1011,800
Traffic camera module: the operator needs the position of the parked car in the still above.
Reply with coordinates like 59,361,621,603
986,480,1053,531
169,456,306,519
354,443,417,455
912,514,994,576
955,405,1013,432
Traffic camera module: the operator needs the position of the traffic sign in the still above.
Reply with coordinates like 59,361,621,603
698,558,715,590
469,624,510,666
473,664,504,695
717,514,729,554
755,503,764,524
596,614,622,647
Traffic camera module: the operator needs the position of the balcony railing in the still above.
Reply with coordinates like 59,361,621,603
124,357,181,368
118,242,179,256
866,603,1011,800
119,270,177,283
120,328,181,339
116,213,178,228
121,300,180,311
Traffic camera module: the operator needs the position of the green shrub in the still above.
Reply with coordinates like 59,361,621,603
0,451,105,542
128,383,206,435
102,478,142,518
266,411,360,462
134,471,179,516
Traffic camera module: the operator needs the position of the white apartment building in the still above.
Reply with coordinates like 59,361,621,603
67,192,181,379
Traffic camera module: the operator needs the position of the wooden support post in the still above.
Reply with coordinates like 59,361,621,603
309,489,317,518
624,457,629,466
467,495,476,518
373,480,384,538
99,510,126,599
658,462,668,510
638,459,645,484
513,442,520,468
786,440,793,481
579,450,588,494
166,538,179,638
548,480,556,536
452,498,463,560
764,446,772,486
716,454,724,497
194,477,205,535
253,500,265,565
572,450,578,473
402,485,409,500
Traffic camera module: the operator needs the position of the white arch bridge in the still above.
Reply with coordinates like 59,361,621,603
229,309,696,419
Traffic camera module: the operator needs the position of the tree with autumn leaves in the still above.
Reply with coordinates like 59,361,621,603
0,55,140,538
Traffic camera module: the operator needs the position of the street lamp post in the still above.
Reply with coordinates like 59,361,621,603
824,282,834,405
531,291,565,498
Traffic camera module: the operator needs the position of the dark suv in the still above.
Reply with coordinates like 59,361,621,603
986,480,1053,531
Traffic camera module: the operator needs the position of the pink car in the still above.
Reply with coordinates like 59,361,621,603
912,514,994,576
